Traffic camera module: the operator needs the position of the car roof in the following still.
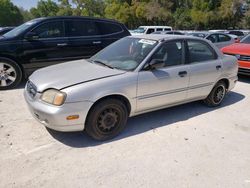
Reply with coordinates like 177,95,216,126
190,31,231,36
35,16,122,24
129,34,204,41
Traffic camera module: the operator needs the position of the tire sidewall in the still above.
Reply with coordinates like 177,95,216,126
206,82,227,107
0,58,22,90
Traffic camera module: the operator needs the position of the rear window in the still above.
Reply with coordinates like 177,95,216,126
229,31,244,36
65,20,100,37
96,21,123,35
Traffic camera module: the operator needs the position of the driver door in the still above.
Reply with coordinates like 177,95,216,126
136,40,190,113
21,20,70,69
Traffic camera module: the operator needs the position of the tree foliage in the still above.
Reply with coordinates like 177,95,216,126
0,0,23,26
0,0,249,29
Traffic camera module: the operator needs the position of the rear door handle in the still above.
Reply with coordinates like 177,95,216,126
93,41,101,44
216,65,222,70
57,43,68,47
178,71,187,77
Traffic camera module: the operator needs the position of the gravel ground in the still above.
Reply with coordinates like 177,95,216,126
0,76,250,188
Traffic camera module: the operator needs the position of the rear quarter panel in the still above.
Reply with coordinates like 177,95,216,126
221,55,238,78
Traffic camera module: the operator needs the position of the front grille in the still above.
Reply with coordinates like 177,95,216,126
239,68,250,75
239,55,250,62
224,53,250,62
26,81,37,98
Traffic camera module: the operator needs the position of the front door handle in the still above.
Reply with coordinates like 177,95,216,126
216,65,222,70
57,43,68,47
178,71,187,77
93,41,102,44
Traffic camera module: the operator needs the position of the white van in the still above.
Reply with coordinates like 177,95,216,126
131,26,172,35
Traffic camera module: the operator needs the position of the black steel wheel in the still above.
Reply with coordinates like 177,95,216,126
204,81,227,107
85,98,128,141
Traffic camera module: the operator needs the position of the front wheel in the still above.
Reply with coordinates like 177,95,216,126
85,99,128,141
0,58,22,90
204,81,227,107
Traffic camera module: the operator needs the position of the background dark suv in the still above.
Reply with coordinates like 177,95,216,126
0,16,130,90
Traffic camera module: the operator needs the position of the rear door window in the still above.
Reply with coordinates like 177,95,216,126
146,28,155,34
156,28,163,31
65,20,100,37
218,34,231,42
187,40,217,63
96,21,123,35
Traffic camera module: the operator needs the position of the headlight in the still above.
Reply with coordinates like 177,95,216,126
41,89,66,106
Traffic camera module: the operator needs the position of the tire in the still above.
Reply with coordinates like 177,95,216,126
0,58,22,90
204,81,227,107
85,99,128,141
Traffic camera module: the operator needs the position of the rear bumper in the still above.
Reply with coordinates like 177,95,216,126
228,76,238,91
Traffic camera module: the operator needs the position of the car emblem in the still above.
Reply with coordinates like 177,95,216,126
235,54,241,60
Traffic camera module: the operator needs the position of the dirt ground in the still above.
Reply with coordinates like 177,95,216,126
0,76,250,188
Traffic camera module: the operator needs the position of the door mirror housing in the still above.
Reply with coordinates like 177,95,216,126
145,59,165,70
24,32,39,40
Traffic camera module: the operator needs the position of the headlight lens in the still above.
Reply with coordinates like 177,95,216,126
41,89,66,106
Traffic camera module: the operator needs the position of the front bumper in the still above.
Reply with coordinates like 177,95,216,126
24,88,93,132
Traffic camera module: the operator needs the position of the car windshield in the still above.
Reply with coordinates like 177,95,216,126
89,37,158,71
240,35,250,44
3,19,40,38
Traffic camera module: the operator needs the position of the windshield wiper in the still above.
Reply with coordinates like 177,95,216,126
92,60,114,69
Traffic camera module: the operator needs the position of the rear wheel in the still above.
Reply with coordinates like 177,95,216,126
85,99,128,141
0,58,22,90
204,81,227,107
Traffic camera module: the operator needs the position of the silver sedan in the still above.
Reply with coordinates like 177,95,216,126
188,32,236,49
24,35,238,140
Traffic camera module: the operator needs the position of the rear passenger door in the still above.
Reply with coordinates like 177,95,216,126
186,40,222,100
65,19,102,59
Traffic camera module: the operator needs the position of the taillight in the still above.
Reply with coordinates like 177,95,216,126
235,38,240,43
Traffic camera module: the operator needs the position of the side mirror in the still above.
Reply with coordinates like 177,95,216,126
145,59,165,70
24,32,39,40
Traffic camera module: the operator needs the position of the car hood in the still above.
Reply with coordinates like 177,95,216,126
221,43,250,55
29,59,126,92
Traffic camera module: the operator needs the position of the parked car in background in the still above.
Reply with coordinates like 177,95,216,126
0,16,130,90
228,34,241,43
0,27,15,35
130,26,172,35
221,34,250,75
209,29,227,33
151,30,184,35
225,30,245,39
24,35,238,141
188,32,235,49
